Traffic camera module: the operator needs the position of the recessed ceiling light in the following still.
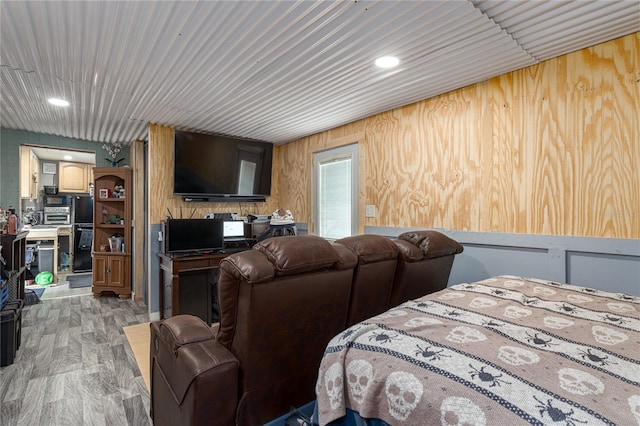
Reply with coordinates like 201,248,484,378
64,155,73,160
48,98,69,107
375,56,399,68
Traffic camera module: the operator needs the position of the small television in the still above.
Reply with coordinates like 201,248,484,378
174,130,273,202
165,219,224,254
223,220,245,239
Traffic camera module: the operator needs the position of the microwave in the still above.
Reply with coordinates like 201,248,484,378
44,206,71,225
44,195,72,207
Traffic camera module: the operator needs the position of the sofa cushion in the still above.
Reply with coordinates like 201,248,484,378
335,234,398,264
223,249,275,284
253,235,339,276
330,242,359,270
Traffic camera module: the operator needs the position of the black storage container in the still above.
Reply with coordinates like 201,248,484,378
4,300,23,349
1,299,23,366
1,309,17,366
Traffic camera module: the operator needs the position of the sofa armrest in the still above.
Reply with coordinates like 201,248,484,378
393,239,424,262
398,230,463,259
150,316,239,426
156,314,216,351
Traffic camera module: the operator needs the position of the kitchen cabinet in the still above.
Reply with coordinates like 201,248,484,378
20,148,39,199
92,167,132,298
59,162,90,193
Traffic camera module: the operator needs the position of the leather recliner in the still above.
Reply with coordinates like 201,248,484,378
389,230,464,307
334,234,400,327
149,231,463,425
149,235,358,426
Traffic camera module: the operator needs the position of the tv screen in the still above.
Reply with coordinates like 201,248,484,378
223,220,245,239
174,130,273,201
166,219,224,254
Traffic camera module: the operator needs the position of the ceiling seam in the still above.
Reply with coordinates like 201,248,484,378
467,0,542,64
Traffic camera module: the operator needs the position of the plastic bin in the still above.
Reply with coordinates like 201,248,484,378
38,243,55,275
3,300,23,350
0,308,17,366
109,237,123,253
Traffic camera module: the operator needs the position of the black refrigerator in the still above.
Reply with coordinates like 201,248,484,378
72,195,93,272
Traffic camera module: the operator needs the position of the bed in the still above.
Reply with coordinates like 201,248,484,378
315,275,640,425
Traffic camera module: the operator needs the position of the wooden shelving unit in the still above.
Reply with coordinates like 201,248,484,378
91,167,132,298
1,231,28,301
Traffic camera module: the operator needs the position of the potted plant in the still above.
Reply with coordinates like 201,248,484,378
102,142,125,166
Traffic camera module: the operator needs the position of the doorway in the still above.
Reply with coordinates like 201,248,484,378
313,143,358,239
19,144,96,299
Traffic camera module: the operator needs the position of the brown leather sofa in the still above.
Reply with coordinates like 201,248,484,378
389,230,464,307
149,231,463,425
334,234,400,326
150,235,358,426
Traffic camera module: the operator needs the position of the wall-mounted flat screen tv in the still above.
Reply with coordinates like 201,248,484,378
174,130,273,202
165,219,224,254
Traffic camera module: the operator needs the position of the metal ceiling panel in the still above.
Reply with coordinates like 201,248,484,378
472,0,640,60
1,1,638,145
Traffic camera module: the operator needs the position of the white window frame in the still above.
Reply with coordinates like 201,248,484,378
313,143,358,239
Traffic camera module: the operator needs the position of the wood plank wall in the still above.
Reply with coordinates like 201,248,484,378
275,33,639,239
148,33,638,239
130,139,145,300
148,124,280,224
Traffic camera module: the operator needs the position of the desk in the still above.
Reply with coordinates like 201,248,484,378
159,237,257,324
159,253,227,325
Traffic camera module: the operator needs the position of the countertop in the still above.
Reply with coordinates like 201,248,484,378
23,225,72,239
21,225,70,284
25,227,60,239
21,224,72,231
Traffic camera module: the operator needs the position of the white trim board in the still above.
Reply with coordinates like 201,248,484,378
366,227,640,296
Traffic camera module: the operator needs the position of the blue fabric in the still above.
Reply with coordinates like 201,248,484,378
23,287,43,306
312,403,390,426
264,400,315,425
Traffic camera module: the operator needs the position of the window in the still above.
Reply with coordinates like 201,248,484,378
313,144,358,239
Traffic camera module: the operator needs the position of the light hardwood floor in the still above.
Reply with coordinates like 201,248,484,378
122,323,150,391
0,293,151,426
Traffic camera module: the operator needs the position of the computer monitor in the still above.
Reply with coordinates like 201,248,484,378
165,219,224,254
223,220,245,239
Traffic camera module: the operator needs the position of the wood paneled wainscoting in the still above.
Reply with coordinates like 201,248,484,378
370,226,640,296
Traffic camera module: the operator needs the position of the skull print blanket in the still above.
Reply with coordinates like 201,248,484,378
315,275,640,425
